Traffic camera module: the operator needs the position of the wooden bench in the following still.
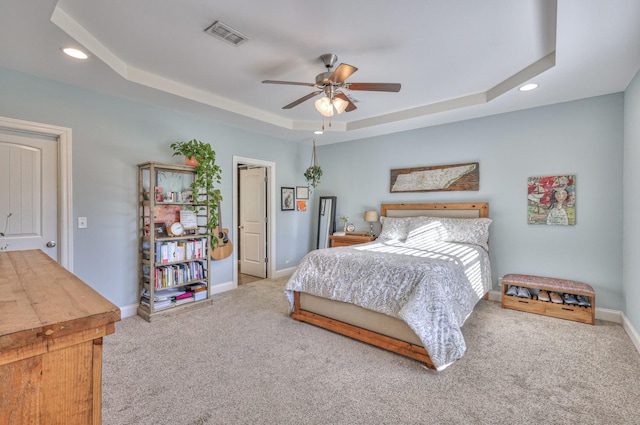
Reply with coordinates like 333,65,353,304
501,274,595,325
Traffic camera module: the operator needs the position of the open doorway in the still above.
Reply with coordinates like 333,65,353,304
232,156,276,287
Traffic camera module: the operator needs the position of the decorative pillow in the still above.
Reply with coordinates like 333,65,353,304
378,216,412,241
405,216,492,250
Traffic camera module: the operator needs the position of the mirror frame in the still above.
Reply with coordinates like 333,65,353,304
317,196,337,249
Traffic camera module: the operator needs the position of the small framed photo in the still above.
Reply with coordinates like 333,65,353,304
154,222,167,236
296,186,309,200
297,200,307,211
281,187,295,211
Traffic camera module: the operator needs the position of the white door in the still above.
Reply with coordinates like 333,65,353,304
239,167,266,278
0,133,58,259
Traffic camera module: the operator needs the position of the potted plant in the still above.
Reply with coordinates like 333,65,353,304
304,139,322,191
304,165,323,190
170,139,222,248
339,216,349,232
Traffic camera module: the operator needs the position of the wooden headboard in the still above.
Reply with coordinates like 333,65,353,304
381,202,489,219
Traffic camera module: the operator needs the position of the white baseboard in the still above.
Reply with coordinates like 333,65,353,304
273,267,296,279
210,280,235,294
490,290,640,357
623,314,640,354
120,303,138,319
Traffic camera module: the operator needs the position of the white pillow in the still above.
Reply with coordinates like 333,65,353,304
405,216,492,250
378,216,412,241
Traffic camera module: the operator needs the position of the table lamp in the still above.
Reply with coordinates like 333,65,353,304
364,210,379,237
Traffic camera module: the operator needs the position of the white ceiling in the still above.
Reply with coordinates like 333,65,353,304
1,0,639,145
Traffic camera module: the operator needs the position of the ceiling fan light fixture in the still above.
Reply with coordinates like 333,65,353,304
332,96,348,114
315,96,334,117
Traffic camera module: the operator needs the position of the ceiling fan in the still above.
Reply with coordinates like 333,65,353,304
262,53,401,117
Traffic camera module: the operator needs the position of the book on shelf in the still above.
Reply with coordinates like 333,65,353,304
175,296,194,305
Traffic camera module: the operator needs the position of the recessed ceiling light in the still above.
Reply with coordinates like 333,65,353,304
519,83,538,92
314,130,324,135
61,47,89,60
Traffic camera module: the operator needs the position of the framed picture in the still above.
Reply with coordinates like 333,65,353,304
296,186,309,199
527,174,576,225
281,187,295,211
390,162,479,192
154,222,167,236
297,200,307,211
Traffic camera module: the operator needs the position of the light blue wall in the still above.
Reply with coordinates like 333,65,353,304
0,68,313,308
317,94,625,311
623,68,640,332
0,66,632,316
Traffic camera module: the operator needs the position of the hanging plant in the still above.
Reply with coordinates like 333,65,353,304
304,139,322,191
170,139,222,249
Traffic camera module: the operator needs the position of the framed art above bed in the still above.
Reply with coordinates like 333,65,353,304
285,202,492,371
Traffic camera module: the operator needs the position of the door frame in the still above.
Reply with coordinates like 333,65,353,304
0,116,73,270
232,156,275,286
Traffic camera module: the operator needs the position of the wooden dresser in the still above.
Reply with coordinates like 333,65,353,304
329,233,376,247
0,250,121,425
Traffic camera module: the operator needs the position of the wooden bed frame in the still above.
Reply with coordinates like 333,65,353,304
291,202,489,369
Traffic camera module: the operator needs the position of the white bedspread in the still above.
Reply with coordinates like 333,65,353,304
285,239,492,370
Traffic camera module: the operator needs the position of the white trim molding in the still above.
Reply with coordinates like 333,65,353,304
232,156,277,288
0,116,73,271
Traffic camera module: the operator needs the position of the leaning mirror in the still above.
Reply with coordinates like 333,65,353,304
317,196,336,249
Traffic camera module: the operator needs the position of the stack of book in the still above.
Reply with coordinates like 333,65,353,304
140,287,186,310
186,282,208,301
174,292,194,305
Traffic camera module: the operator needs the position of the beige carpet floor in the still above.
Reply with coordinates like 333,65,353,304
102,278,640,424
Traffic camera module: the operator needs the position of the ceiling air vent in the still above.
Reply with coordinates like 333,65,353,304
205,21,249,46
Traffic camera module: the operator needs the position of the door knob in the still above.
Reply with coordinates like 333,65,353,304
46,241,57,248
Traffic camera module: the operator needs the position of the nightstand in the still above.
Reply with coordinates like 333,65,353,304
329,234,376,247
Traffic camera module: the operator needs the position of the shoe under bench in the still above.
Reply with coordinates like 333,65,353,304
501,274,595,325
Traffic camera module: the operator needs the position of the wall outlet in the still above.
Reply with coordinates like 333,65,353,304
78,217,87,229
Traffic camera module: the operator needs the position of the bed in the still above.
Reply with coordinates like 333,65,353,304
285,202,492,371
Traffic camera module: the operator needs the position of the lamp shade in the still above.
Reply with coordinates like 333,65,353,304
364,210,379,222
332,96,348,114
314,96,334,117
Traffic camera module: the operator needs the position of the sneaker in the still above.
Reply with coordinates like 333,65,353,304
517,286,531,299
562,293,579,305
576,295,591,307
550,292,563,304
538,290,550,302
505,285,518,296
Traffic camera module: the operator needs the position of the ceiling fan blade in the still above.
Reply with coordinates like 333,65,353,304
329,63,358,84
346,82,401,92
262,80,316,87
334,92,357,112
282,90,323,109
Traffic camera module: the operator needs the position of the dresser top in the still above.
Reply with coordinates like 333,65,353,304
0,250,121,351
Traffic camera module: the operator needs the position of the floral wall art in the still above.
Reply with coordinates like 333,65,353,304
527,175,576,225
